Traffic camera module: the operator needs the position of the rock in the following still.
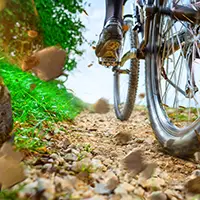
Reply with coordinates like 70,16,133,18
94,183,112,194
71,149,80,155
19,178,55,200
48,159,54,163
110,194,121,200
64,153,77,162
91,159,104,170
120,182,134,192
94,171,119,194
50,153,59,160
194,152,200,163
54,176,74,193
0,83,13,146
103,158,112,166
114,184,128,195
71,158,93,173
82,190,95,198
192,170,200,178
43,163,52,170
86,195,107,200
18,182,38,198
134,187,145,196
120,194,135,200
92,98,110,114
62,138,71,149
104,171,119,191
143,178,165,191
165,189,183,200
135,138,144,144
114,131,132,145
149,191,167,200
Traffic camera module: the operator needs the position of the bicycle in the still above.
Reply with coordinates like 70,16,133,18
99,0,200,157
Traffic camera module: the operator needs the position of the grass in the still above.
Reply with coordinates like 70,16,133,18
0,58,86,152
0,190,20,200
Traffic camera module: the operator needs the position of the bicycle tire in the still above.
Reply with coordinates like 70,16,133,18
114,20,139,121
145,1,200,157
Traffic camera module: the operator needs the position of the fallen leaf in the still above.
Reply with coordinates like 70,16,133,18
30,83,37,91
82,9,88,16
114,131,132,145
88,63,93,68
122,24,129,32
22,46,67,81
138,93,145,99
185,176,200,193
27,30,38,38
122,150,146,174
0,156,25,189
141,163,157,179
0,142,24,162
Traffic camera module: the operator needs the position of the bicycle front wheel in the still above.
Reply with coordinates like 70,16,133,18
146,0,200,157
113,19,139,121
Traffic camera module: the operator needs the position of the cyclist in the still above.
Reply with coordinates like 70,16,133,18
95,0,127,63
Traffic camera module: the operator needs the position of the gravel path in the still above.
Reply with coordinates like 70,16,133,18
6,107,200,200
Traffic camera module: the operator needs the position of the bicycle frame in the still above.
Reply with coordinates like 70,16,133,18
120,0,200,66
120,0,199,99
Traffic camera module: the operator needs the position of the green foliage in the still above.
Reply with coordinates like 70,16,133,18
0,189,21,200
35,0,84,71
0,59,85,151
0,0,85,71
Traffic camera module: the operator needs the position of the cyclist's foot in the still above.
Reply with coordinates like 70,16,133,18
95,18,123,66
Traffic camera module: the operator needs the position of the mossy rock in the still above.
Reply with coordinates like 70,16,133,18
0,84,13,146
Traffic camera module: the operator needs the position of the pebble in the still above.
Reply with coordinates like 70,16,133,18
105,171,119,191
91,159,104,170
110,194,121,200
50,153,59,160
62,138,71,149
194,152,200,163
165,189,184,200
43,163,52,170
86,195,107,200
114,131,132,145
149,191,167,200
120,182,134,192
134,187,145,196
64,153,77,161
114,184,128,195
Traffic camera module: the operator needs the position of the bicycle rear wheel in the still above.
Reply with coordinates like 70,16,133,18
113,19,139,121
146,0,200,157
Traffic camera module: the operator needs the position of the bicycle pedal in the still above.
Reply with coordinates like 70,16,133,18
99,57,120,67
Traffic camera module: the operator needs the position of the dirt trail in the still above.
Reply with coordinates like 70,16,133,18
13,107,200,199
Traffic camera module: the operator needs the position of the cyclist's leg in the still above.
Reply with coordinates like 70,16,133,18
104,0,125,25
95,0,125,61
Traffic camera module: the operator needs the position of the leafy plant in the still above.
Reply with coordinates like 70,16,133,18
35,0,85,70
0,0,85,71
